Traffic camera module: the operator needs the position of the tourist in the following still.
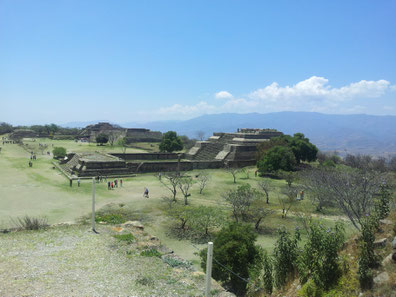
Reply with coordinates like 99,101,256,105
70,179,73,187
114,179,118,188
107,181,111,190
111,182,114,189
143,187,149,198
120,179,123,187
78,178,80,187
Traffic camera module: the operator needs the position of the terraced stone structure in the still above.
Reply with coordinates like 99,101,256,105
60,152,130,177
186,128,283,165
79,122,162,144
59,128,283,177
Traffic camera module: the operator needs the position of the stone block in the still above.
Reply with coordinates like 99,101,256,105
374,238,387,248
373,272,389,284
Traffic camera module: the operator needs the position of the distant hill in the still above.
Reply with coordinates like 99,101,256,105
123,112,396,156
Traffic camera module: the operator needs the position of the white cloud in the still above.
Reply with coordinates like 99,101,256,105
249,76,390,102
156,101,217,118
147,77,395,120
215,91,233,99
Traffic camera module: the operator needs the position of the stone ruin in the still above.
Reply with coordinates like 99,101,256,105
186,128,283,163
78,122,162,144
58,128,283,178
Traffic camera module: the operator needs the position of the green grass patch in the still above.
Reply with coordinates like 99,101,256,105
96,214,125,224
113,233,135,243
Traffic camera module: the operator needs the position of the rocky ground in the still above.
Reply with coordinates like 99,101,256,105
0,222,232,297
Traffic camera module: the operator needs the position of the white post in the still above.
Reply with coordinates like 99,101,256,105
91,177,96,232
205,242,214,297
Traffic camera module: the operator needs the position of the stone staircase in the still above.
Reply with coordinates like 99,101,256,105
61,154,80,174
189,134,235,161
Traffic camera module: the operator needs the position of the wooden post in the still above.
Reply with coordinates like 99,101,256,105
92,177,96,232
205,242,214,297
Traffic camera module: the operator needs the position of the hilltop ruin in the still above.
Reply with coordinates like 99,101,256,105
59,128,282,178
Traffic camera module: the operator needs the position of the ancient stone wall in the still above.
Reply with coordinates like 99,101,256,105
111,153,183,161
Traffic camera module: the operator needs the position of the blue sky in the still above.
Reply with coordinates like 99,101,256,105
1,0,395,125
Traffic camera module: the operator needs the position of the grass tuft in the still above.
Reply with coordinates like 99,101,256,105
11,215,49,230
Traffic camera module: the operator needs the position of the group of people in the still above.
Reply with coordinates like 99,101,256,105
107,178,122,190
28,151,36,167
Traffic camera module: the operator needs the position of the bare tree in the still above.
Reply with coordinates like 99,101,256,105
108,131,122,146
241,168,250,179
38,143,48,155
160,173,180,202
299,168,336,212
117,137,128,154
258,179,272,204
223,184,261,222
190,205,225,236
300,167,386,230
167,205,191,230
248,198,274,230
197,172,211,194
196,131,205,141
278,186,299,218
225,163,240,184
178,176,194,205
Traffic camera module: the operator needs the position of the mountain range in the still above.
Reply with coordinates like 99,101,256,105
63,112,396,156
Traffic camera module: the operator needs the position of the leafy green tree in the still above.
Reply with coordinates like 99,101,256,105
52,147,66,159
96,133,109,145
248,248,273,296
273,227,300,289
0,122,13,135
358,215,380,290
200,223,261,296
256,133,318,165
257,145,296,173
289,133,318,163
159,131,183,153
298,222,345,290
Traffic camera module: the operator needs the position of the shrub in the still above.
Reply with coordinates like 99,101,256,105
136,276,155,286
52,147,66,159
140,248,162,258
200,223,261,296
12,215,49,230
297,279,323,297
163,256,192,268
374,184,391,220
